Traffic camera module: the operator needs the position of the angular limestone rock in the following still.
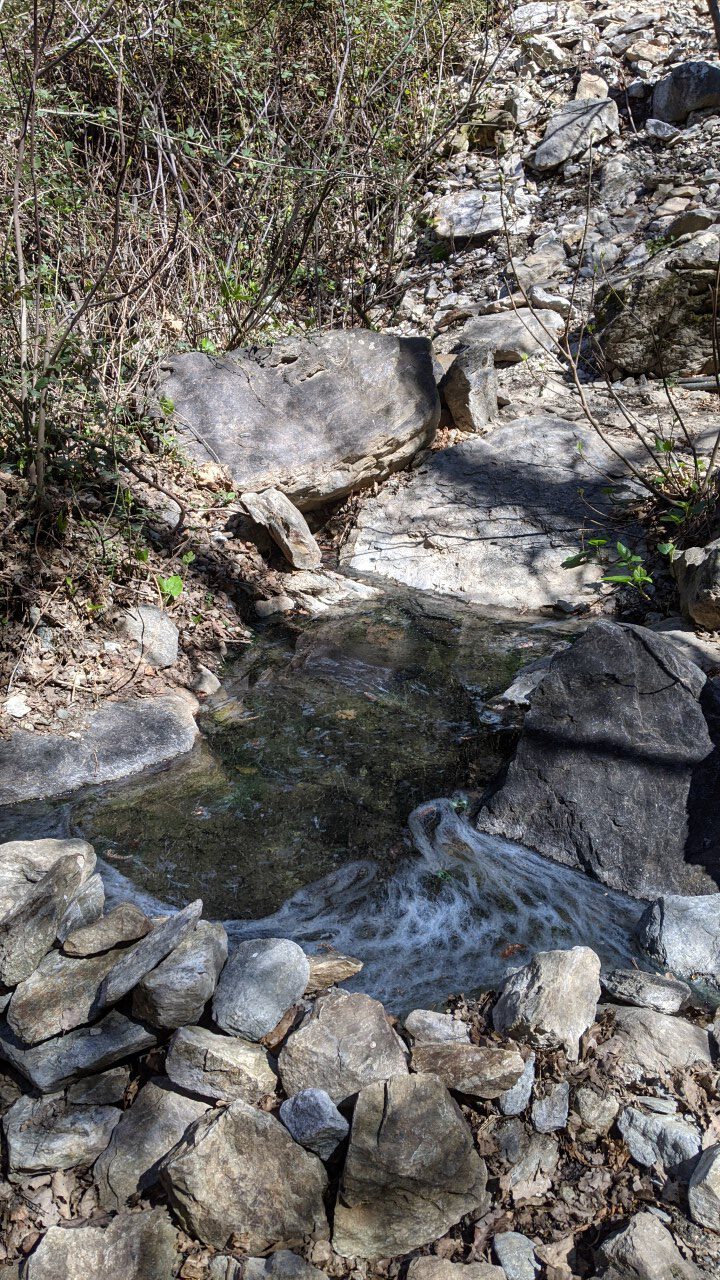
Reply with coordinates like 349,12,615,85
638,893,720,991
602,968,691,1015
213,937,309,1042
165,1024,277,1103
63,902,150,956
4,1093,120,1179
22,1207,180,1280
116,605,179,668
333,1073,488,1259
278,989,408,1103
161,1099,329,1251
492,947,601,1061
410,1042,525,1100
533,98,619,171
595,1210,703,1279
617,1106,701,1177
0,848,95,986
688,1143,720,1232
0,1011,157,1093
597,1006,713,1083
94,1078,209,1209
404,1009,471,1045
132,920,228,1028
241,489,322,570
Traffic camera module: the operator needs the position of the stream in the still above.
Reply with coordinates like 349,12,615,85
0,595,645,1011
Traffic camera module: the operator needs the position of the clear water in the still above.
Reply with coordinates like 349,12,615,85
0,596,644,1011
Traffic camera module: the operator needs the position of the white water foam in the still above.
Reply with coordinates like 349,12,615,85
101,798,645,1013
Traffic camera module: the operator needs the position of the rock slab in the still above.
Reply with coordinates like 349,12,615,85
333,1073,488,1259
22,1207,180,1280
161,1099,329,1251
165,1024,277,1103
478,621,718,898
157,330,439,510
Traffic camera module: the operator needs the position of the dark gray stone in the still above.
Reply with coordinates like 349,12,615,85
637,894,720,990
0,1011,157,1093
0,695,198,804
441,348,498,432
652,60,720,123
531,1080,569,1133
602,968,691,1014
675,538,720,631
0,849,95,986
213,937,309,1042
4,1092,120,1179
93,1078,209,1209
688,1143,720,1232
533,98,619,170
156,331,439,510
99,898,203,1007
131,919,227,1028
279,1088,349,1160
478,621,719,898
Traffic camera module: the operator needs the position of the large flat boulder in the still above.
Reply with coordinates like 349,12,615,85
333,1073,488,1259
342,417,629,611
160,1099,329,1251
0,694,198,804
478,621,719,897
4,1092,121,1179
156,331,440,510
0,1011,157,1093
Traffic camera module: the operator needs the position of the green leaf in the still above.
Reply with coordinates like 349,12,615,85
562,552,592,569
157,574,183,600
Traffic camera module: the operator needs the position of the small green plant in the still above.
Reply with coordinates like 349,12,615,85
562,538,654,598
157,574,184,603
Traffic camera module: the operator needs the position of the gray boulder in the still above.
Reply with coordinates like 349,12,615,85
441,348,498,433
688,1143,720,1232
63,902,150,956
492,946,601,1061
637,894,720,990
0,694,198,805
410,1041,526,1099
478,621,718,898
0,847,95,986
241,489,322,570
0,1011,157,1093
595,1210,703,1279
408,1262,505,1280
160,1099,329,1251
4,1093,120,1179
279,1088,349,1161
278,988,408,1103
433,189,504,242
7,899,203,1044
617,1106,702,1177
132,919,228,1028
598,230,720,377
0,837,93,918
674,538,720,631
652,61,720,123
601,969,691,1015
156,330,439,510
94,1078,209,1209
213,937,309,1041
165,1024,277,1103
343,417,629,612
333,1073,488,1259
533,98,619,170
116,604,178,668
455,310,565,363
22,1207,180,1280
597,1006,713,1083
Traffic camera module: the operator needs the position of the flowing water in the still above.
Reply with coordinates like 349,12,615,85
0,595,645,1011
